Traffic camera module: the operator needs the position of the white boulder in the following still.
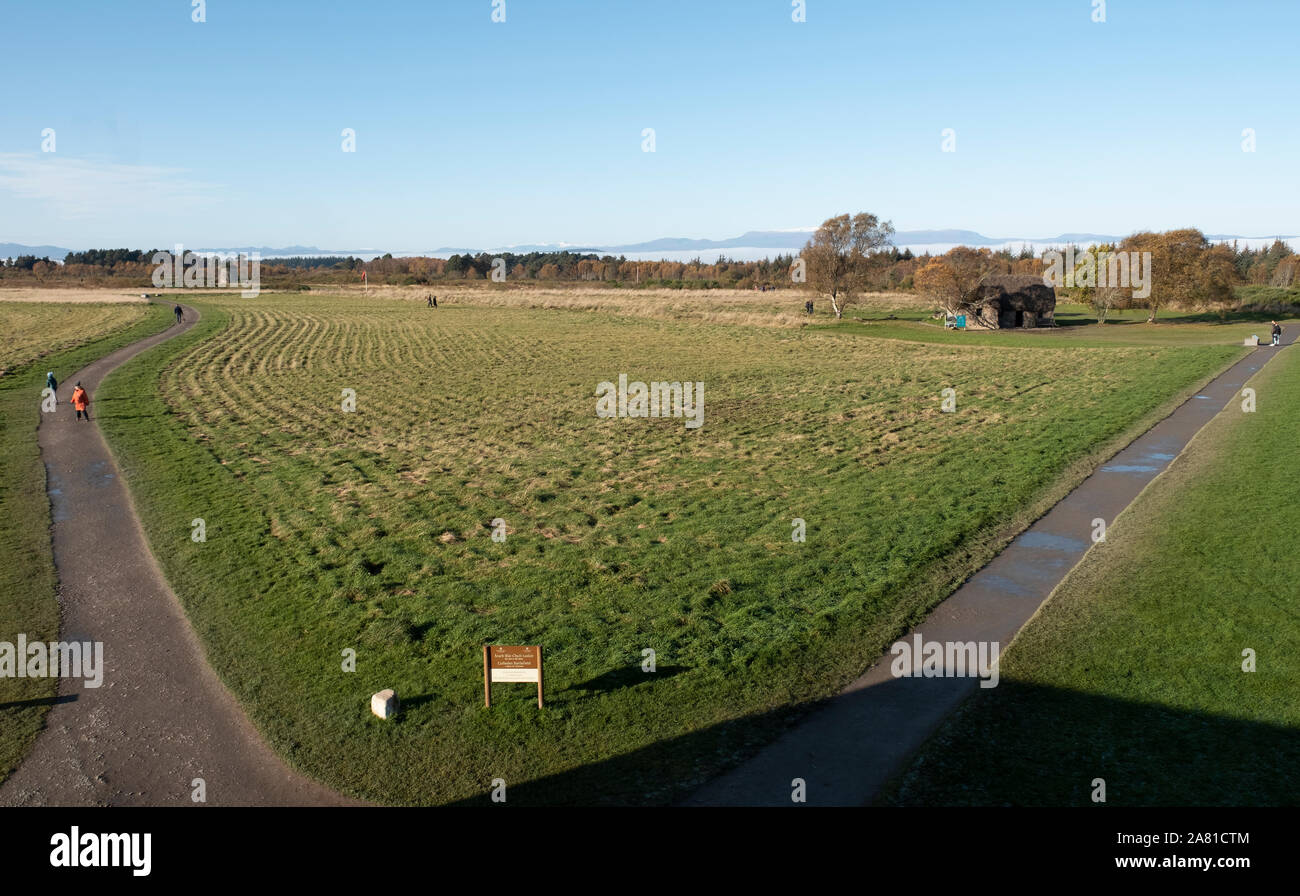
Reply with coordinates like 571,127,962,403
370,689,398,719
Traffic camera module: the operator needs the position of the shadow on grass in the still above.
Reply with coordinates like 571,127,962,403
398,694,437,712
1175,309,1300,325
0,694,77,711
1060,309,1300,327
571,665,688,693
879,679,1300,807
1054,315,1136,328
442,674,1300,806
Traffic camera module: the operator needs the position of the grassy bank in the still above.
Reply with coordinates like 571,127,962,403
885,345,1300,806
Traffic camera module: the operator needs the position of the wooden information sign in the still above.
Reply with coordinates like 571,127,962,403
483,645,543,708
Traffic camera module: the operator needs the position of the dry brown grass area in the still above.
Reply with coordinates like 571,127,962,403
0,284,933,329
0,287,149,304
0,301,152,375
304,284,925,328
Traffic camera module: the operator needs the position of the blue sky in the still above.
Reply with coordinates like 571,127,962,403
1,0,1296,250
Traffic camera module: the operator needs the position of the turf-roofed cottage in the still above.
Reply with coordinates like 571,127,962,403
967,275,1057,329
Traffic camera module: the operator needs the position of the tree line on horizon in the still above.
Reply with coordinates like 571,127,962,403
910,230,1298,321
798,213,1298,321
2,234,1296,314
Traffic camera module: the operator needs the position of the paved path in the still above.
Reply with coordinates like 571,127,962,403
686,328,1293,806
1,304,360,806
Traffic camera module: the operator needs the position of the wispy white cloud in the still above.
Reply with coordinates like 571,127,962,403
0,154,219,219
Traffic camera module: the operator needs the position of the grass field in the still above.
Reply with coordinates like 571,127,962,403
884,344,1300,806
0,300,150,375
0,300,171,784
77,290,1253,804
835,302,1293,348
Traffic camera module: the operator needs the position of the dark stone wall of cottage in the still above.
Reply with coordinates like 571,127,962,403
972,275,1056,329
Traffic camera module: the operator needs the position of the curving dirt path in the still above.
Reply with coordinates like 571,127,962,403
685,327,1294,806
0,304,362,806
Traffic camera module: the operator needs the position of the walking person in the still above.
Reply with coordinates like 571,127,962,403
46,371,58,406
1271,320,1282,346
72,382,90,422
174,304,184,325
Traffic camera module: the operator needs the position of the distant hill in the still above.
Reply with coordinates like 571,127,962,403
196,245,344,256
205,231,1300,258
607,231,813,252
1204,233,1297,242
0,242,72,260
1049,233,1126,244
429,230,1133,256
892,229,1004,246
11,231,1299,265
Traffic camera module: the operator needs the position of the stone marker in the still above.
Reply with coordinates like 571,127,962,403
370,689,398,719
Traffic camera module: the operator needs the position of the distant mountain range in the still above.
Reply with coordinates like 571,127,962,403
5,230,1297,262
184,230,1300,257
0,242,339,260
0,242,78,259
425,229,1298,255
421,230,1123,255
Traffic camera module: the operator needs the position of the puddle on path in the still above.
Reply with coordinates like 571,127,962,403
1017,531,1087,553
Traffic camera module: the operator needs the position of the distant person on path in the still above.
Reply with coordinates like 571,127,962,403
72,382,90,422
427,294,437,308
174,304,184,324
805,300,814,315
46,371,58,405
1272,321,1282,346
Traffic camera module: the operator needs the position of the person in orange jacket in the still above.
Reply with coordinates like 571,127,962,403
71,382,90,421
